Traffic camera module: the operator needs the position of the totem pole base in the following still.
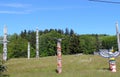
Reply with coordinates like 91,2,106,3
109,57,116,72
57,68,62,74
110,64,116,72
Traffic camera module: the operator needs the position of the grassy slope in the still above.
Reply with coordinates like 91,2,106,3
4,55,120,77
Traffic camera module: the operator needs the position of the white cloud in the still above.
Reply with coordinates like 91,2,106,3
0,10,32,14
34,6,91,11
0,3,89,14
0,3,32,14
0,3,31,8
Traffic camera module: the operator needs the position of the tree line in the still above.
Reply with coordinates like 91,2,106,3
0,28,118,58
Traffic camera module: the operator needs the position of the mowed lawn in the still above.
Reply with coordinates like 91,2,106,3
3,55,120,77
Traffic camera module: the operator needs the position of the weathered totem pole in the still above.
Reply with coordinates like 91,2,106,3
3,26,9,61
36,28,39,58
99,22,120,72
116,22,120,51
28,42,30,59
56,38,63,74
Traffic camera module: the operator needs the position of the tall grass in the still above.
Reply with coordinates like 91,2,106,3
4,55,120,77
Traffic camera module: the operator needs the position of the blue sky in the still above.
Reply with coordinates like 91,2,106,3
0,0,120,36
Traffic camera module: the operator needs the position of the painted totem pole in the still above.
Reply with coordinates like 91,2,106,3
108,47,116,72
56,38,62,74
99,47,119,72
99,22,120,72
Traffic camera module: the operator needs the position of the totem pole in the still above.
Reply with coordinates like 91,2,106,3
3,26,9,61
108,47,117,72
56,38,63,74
99,47,119,72
99,22,120,72
28,42,30,59
116,22,120,51
36,28,39,58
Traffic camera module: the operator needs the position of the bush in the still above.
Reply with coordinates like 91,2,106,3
0,54,7,75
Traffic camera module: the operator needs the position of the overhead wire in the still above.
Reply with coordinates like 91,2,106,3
89,0,120,4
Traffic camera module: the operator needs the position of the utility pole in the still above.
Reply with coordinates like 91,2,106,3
36,28,39,58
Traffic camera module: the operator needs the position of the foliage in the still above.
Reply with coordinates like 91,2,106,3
79,35,97,54
0,54,7,75
0,28,118,58
68,34,80,54
101,36,117,50
8,34,28,58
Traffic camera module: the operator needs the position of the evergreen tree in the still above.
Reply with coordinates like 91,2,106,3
68,34,80,54
58,29,64,34
44,29,49,34
70,29,74,36
65,28,69,35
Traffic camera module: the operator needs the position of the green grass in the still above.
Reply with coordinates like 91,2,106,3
3,55,120,77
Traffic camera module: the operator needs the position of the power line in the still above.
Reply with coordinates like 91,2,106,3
89,0,120,4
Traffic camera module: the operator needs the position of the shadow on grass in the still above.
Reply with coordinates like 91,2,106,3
55,69,58,73
0,74,10,77
102,68,110,71
96,68,110,72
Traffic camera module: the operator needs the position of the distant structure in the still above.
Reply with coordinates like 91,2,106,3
56,38,63,74
3,26,9,61
36,28,39,58
28,42,30,59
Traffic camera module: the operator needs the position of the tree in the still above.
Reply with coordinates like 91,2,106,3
70,29,74,36
65,28,69,35
62,35,70,54
68,34,80,54
58,29,64,34
79,35,97,54
20,29,27,39
44,29,49,34
8,34,28,58
39,30,63,56
101,36,117,50
95,34,100,51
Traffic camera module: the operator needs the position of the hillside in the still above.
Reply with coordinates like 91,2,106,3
3,55,120,77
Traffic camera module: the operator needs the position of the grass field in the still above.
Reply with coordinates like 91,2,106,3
2,55,120,77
